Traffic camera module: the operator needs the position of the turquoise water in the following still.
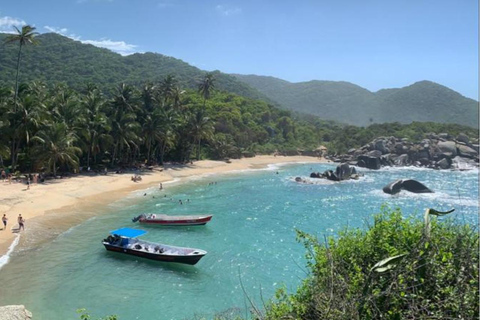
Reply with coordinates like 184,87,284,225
0,163,477,319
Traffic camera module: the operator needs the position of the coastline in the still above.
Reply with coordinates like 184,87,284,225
0,155,324,260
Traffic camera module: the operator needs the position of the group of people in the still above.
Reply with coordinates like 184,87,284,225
131,174,142,182
1,169,13,184
2,214,25,231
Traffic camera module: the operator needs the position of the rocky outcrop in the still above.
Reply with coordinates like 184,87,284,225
0,305,33,320
310,163,360,181
383,179,433,195
326,133,478,170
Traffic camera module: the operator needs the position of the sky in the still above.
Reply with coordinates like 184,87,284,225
0,0,478,99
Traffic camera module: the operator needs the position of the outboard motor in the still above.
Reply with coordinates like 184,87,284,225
132,214,145,222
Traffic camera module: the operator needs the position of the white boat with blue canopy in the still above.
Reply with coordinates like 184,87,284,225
102,227,207,265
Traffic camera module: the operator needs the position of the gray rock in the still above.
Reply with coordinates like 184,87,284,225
366,150,382,158
437,141,457,157
374,139,389,154
457,144,478,158
439,133,450,139
456,133,469,144
0,305,32,320
310,172,321,178
436,158,451,169
394,154,409,166
357,155,381,170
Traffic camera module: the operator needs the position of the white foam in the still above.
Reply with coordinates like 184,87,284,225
370,189,479,208
0,233,20,270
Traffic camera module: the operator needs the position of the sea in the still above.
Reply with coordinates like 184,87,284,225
0,163,477,320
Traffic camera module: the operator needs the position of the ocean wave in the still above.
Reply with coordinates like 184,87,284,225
369,189,478,208
0,234,20,270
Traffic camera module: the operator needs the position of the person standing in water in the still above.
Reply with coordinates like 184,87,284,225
18,214,25,231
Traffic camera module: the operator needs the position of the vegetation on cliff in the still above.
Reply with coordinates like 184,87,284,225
261,207,479,319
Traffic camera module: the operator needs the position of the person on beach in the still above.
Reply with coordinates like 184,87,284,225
2,214,7,230
159,183,163,190
26,178,30,190
18,214,25,231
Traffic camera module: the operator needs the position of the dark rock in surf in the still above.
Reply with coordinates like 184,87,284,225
383,179,433,195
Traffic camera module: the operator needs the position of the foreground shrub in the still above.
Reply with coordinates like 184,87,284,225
263,207,479,320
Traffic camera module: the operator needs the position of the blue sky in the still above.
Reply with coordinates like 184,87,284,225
1,0,478,99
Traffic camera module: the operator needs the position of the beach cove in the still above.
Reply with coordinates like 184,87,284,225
0,155,320,259
0,157,477,320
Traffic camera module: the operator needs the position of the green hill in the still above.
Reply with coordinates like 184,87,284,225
0,32,268,101
233,74,479,128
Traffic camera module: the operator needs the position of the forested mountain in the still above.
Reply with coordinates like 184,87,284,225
0,32,269,102
233,74,479,128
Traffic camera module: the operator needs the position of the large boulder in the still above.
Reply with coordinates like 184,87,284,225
457,144,478,159
456,133,469,144
436,157,451,169
366,150,382,158
373,139,389,154
393,154,409,166
437,141,457,157
321,164,358,181
357,155,381,170
0,305,33,320
383,179,433,195
310,172,321,178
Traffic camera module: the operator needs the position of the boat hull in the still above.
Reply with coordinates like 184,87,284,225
103,243,205,265
138,215,213,226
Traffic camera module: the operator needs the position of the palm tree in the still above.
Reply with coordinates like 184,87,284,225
189,109,214,160
80,89,109,168
198,73,215,109
32,123,82,177
159,74,177,106
3,25,39,108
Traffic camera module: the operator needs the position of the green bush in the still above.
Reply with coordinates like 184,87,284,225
263,207,479,320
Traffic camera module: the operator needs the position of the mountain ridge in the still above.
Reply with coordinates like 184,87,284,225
1,32,477,128
232,74,479,127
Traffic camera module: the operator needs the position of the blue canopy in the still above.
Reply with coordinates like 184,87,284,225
110,227,147,238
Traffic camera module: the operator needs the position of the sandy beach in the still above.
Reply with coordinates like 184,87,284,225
0,155,324,258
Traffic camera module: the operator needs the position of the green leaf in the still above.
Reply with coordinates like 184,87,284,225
371,253,408,273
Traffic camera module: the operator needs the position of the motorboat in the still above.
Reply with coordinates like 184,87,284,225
102,227,207,265
132,213,213,226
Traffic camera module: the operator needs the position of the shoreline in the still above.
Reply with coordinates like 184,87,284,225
0,155,325,262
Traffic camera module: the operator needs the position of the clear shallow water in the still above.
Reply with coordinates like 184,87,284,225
0,163,477,320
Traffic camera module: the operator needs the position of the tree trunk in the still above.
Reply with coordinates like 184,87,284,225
111,142,118,166
13,44,23,109
197,138,201,160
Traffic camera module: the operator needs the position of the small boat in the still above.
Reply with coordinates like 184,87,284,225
132,213,213,226
102,227,207,265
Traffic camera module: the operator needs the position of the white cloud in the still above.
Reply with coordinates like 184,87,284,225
82,39,138,56
216,5,242,16
0,16,27,33
43,25,138,56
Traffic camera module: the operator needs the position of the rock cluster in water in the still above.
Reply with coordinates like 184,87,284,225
326,133,479,170
308,163,361,181
0,305,32,320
